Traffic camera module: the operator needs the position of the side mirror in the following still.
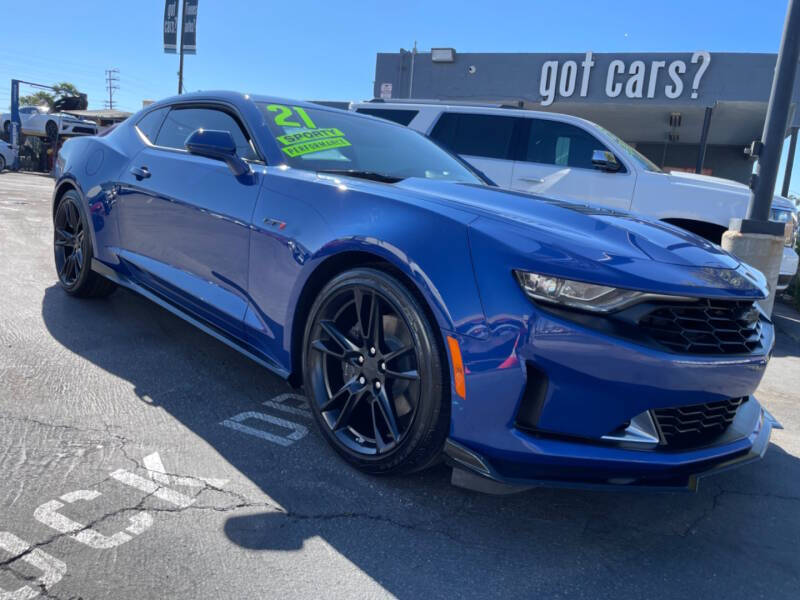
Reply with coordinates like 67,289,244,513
591,149,621,172
185,129,249,176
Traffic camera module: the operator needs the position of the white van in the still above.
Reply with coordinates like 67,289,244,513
350,101,799,289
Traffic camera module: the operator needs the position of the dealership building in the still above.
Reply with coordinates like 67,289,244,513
372,51,800,188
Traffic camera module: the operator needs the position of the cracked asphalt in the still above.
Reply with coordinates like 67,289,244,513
1,171,799,599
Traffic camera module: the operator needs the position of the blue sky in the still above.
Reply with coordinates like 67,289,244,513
1,0,798,194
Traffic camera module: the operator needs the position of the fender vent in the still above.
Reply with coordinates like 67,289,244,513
514,363,549,430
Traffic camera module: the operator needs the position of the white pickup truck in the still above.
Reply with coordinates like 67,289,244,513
351,101,799,289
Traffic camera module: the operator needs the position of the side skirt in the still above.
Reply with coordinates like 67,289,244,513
91,258,290,380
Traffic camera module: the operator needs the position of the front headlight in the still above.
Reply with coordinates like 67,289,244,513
514,271,646,313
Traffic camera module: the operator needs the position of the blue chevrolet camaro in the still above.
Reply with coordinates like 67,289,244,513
52,91,779,492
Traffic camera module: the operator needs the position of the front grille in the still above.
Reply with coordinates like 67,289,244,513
639,299,762,355
777,274,793,288
653,397,746,447
71,126,96,135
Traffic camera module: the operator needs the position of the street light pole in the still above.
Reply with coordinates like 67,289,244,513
748,0,800,221
722,0,800,314
782,127,798,197
177,0,186,94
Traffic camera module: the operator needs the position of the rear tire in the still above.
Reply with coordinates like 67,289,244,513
303,268,449,475
46,120,58,140
54,190,117,298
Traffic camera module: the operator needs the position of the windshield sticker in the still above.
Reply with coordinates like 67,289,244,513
277,127,345,146
266,104,352,157
281,136,351,158
266,104,317,128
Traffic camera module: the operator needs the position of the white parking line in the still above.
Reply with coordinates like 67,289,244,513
0,532,67,600
109,470,196,509
34,490,154,550
220,393,312,447
143,452,228,489
221,411,308,446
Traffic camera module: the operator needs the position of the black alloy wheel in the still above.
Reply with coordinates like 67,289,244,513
46,120,58,140
53,190,117,298
303,268,448,474
54,196,86,288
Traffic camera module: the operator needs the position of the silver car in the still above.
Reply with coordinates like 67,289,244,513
0,140,16,172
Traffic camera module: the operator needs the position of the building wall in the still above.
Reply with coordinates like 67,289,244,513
375,51,799,119
374,51,796,185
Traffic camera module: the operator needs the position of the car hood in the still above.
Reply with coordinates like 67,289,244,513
392,178,768,299
667,170,794,210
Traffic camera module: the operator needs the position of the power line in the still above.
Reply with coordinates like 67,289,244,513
0,57,166,101
105,68,120,110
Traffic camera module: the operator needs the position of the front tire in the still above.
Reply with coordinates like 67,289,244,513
54,190,116,298
0,155,5,172
303,268,448,475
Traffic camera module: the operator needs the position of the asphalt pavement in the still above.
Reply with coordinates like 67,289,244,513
1,171,799,600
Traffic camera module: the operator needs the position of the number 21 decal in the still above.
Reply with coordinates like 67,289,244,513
267,104,316,129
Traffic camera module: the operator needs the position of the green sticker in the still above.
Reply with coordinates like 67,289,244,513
277,127,345,146
282,136,352,157
267,104,317,128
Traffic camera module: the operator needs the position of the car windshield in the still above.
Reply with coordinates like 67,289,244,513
596,125,662,173
258,102,482,184
772,207,795,223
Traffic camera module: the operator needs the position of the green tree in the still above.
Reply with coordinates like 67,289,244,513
52,82,80,98
19,90,54,108
18,82,82,110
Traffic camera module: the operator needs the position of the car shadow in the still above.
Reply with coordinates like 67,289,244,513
41,285,800,598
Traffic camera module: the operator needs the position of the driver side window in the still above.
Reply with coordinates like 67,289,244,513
155,107,258,161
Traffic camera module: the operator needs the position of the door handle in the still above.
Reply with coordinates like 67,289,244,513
517,176,544,184
130,166,151,181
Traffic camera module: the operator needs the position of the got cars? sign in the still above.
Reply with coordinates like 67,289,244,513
538,51,711,106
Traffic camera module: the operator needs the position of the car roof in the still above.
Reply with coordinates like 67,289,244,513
350,99,601,128
773,195,796,210
140,90,410,132
146,91,341,113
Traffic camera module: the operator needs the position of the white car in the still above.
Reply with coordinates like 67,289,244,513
0,139,15,171
351,101,799,290
1,106,98,139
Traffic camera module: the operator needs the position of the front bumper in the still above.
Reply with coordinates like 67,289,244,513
446,400,779,493
778,246,799,290
448,298,776,492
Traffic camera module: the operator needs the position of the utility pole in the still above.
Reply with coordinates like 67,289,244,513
105,68,119,110
722,0,800,314
409,41,418,99
177,0,187,94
